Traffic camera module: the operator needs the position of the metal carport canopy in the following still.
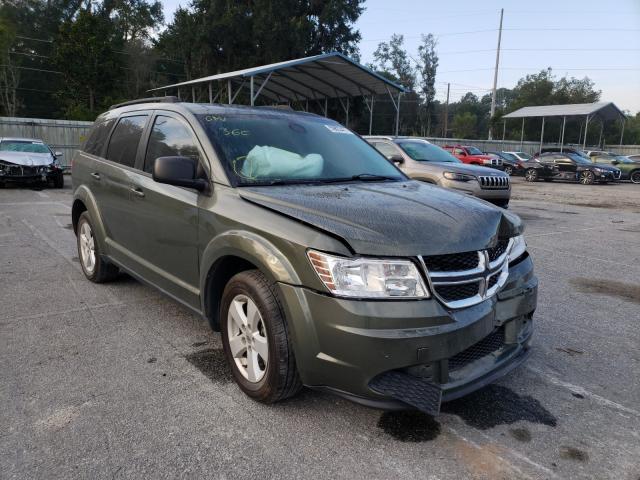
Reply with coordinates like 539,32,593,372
502,101,627,150
148,52,408,134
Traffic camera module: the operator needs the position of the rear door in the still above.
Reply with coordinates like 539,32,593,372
123,111,204,308
100,112,151,263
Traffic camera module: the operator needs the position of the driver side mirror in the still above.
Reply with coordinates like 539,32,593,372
54,151,63,157
153,156,208,192
611,160,620,165
389,154,404,165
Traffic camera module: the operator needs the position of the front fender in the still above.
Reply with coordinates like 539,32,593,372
200,229,302,294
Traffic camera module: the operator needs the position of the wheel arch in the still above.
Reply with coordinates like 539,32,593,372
72,186,107,240
200,231,302,331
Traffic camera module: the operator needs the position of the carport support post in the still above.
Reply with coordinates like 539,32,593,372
583,115,590,149
560,116,566,152
539,117,545,153
395,93,401,136
502,121,506,142
367,95,375,135
250,76,254,106
208,82,213,103
598,121,604,148
519,118,524,150
345,98,349,127
227,80,232,104
324,98,328,117
192,87,196,102
620,118,625,146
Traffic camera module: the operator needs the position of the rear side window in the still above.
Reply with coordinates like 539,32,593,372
84,119,114,156
106,115,148,167
373,142,399,159
144,116,200,174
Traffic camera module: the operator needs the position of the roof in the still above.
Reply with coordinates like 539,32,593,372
503,102,626,121
0,137,44,142
149,52,407,102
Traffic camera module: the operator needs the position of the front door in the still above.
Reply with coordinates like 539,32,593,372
125,112,205,309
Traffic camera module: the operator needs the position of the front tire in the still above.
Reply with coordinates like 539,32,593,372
53,172,64,188
630,170,640,184
579,170,595,185
220,270,302,403
76,212,119,282
504,165,513,176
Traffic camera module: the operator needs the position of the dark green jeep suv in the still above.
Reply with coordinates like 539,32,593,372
71,98,537,415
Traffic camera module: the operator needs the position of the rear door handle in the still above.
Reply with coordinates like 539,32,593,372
130,186,145,198
90,172,101,180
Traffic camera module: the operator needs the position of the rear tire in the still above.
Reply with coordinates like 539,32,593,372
76,212,119,283
220,270,302,403
630,170,640,184
525,168,538,182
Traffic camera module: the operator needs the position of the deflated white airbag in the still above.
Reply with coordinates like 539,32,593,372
241,146,323,179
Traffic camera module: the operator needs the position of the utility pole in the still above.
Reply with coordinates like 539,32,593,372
489,8,504,140
443,83,450,137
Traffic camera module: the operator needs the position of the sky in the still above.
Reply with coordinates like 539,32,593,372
160,0,640,113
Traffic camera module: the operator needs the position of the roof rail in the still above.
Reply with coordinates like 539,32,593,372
109,96,180,110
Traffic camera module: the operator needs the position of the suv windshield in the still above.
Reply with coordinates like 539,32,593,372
466,146,483,155
197,113,404,185
0,140,50,154
398,141,461,163
514,151,531,160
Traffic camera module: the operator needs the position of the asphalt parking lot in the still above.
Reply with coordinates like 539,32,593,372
1,178,639,480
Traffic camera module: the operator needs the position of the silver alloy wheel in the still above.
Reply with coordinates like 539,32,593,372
631,171,640,184
525,169,537,182
504,165,513,176
580,171,594,185
226,294,269,383
79,221,96,274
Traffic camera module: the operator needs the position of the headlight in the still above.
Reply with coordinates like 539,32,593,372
443,172,476,182
307,250,429,298
508,235,527,262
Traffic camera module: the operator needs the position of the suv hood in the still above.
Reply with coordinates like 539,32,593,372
0,151,53,167
240,181,522,256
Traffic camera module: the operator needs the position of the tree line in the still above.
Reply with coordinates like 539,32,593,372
1,0,638,145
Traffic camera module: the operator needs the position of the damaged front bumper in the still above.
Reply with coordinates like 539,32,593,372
0,162,60,183
278,254,537,414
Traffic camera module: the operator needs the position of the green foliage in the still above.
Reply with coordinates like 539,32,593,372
371,34,414,91
451,112,477,139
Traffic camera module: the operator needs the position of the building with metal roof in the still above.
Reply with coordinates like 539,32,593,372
502,101,627,151
149,52,408,135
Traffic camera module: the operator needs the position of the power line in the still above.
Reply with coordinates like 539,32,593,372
439,48,640,55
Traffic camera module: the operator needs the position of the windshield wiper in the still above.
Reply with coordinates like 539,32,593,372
349,173,399,181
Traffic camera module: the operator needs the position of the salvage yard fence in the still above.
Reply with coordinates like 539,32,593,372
1,117,639,170
0,116,93,169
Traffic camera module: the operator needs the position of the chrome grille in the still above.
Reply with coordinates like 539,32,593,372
420,238,513,309
478,175,509,189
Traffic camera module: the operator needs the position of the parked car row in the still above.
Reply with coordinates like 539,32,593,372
0,137,65,188
365,137,511,208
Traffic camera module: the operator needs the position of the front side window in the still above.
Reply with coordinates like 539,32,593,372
0,140,50,154
398,142,461,163
144,116,200,173
84,119,115,156
196,113,404,186
106,115,148,167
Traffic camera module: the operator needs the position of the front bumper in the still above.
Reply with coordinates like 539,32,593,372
0,164,59,182
278,255,537,410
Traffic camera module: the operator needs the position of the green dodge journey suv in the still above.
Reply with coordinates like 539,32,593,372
72,98,537,415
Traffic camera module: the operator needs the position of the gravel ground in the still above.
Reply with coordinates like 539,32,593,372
1,178,639,480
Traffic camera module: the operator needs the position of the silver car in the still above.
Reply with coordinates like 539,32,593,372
365,137,511,208
0,137,65,188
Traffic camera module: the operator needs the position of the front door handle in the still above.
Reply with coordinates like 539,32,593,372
130,186,145,198
90,172,101,180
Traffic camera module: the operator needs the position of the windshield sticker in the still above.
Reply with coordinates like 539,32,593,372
324,125,352,134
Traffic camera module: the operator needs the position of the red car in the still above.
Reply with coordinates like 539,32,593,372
443,145,503,169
